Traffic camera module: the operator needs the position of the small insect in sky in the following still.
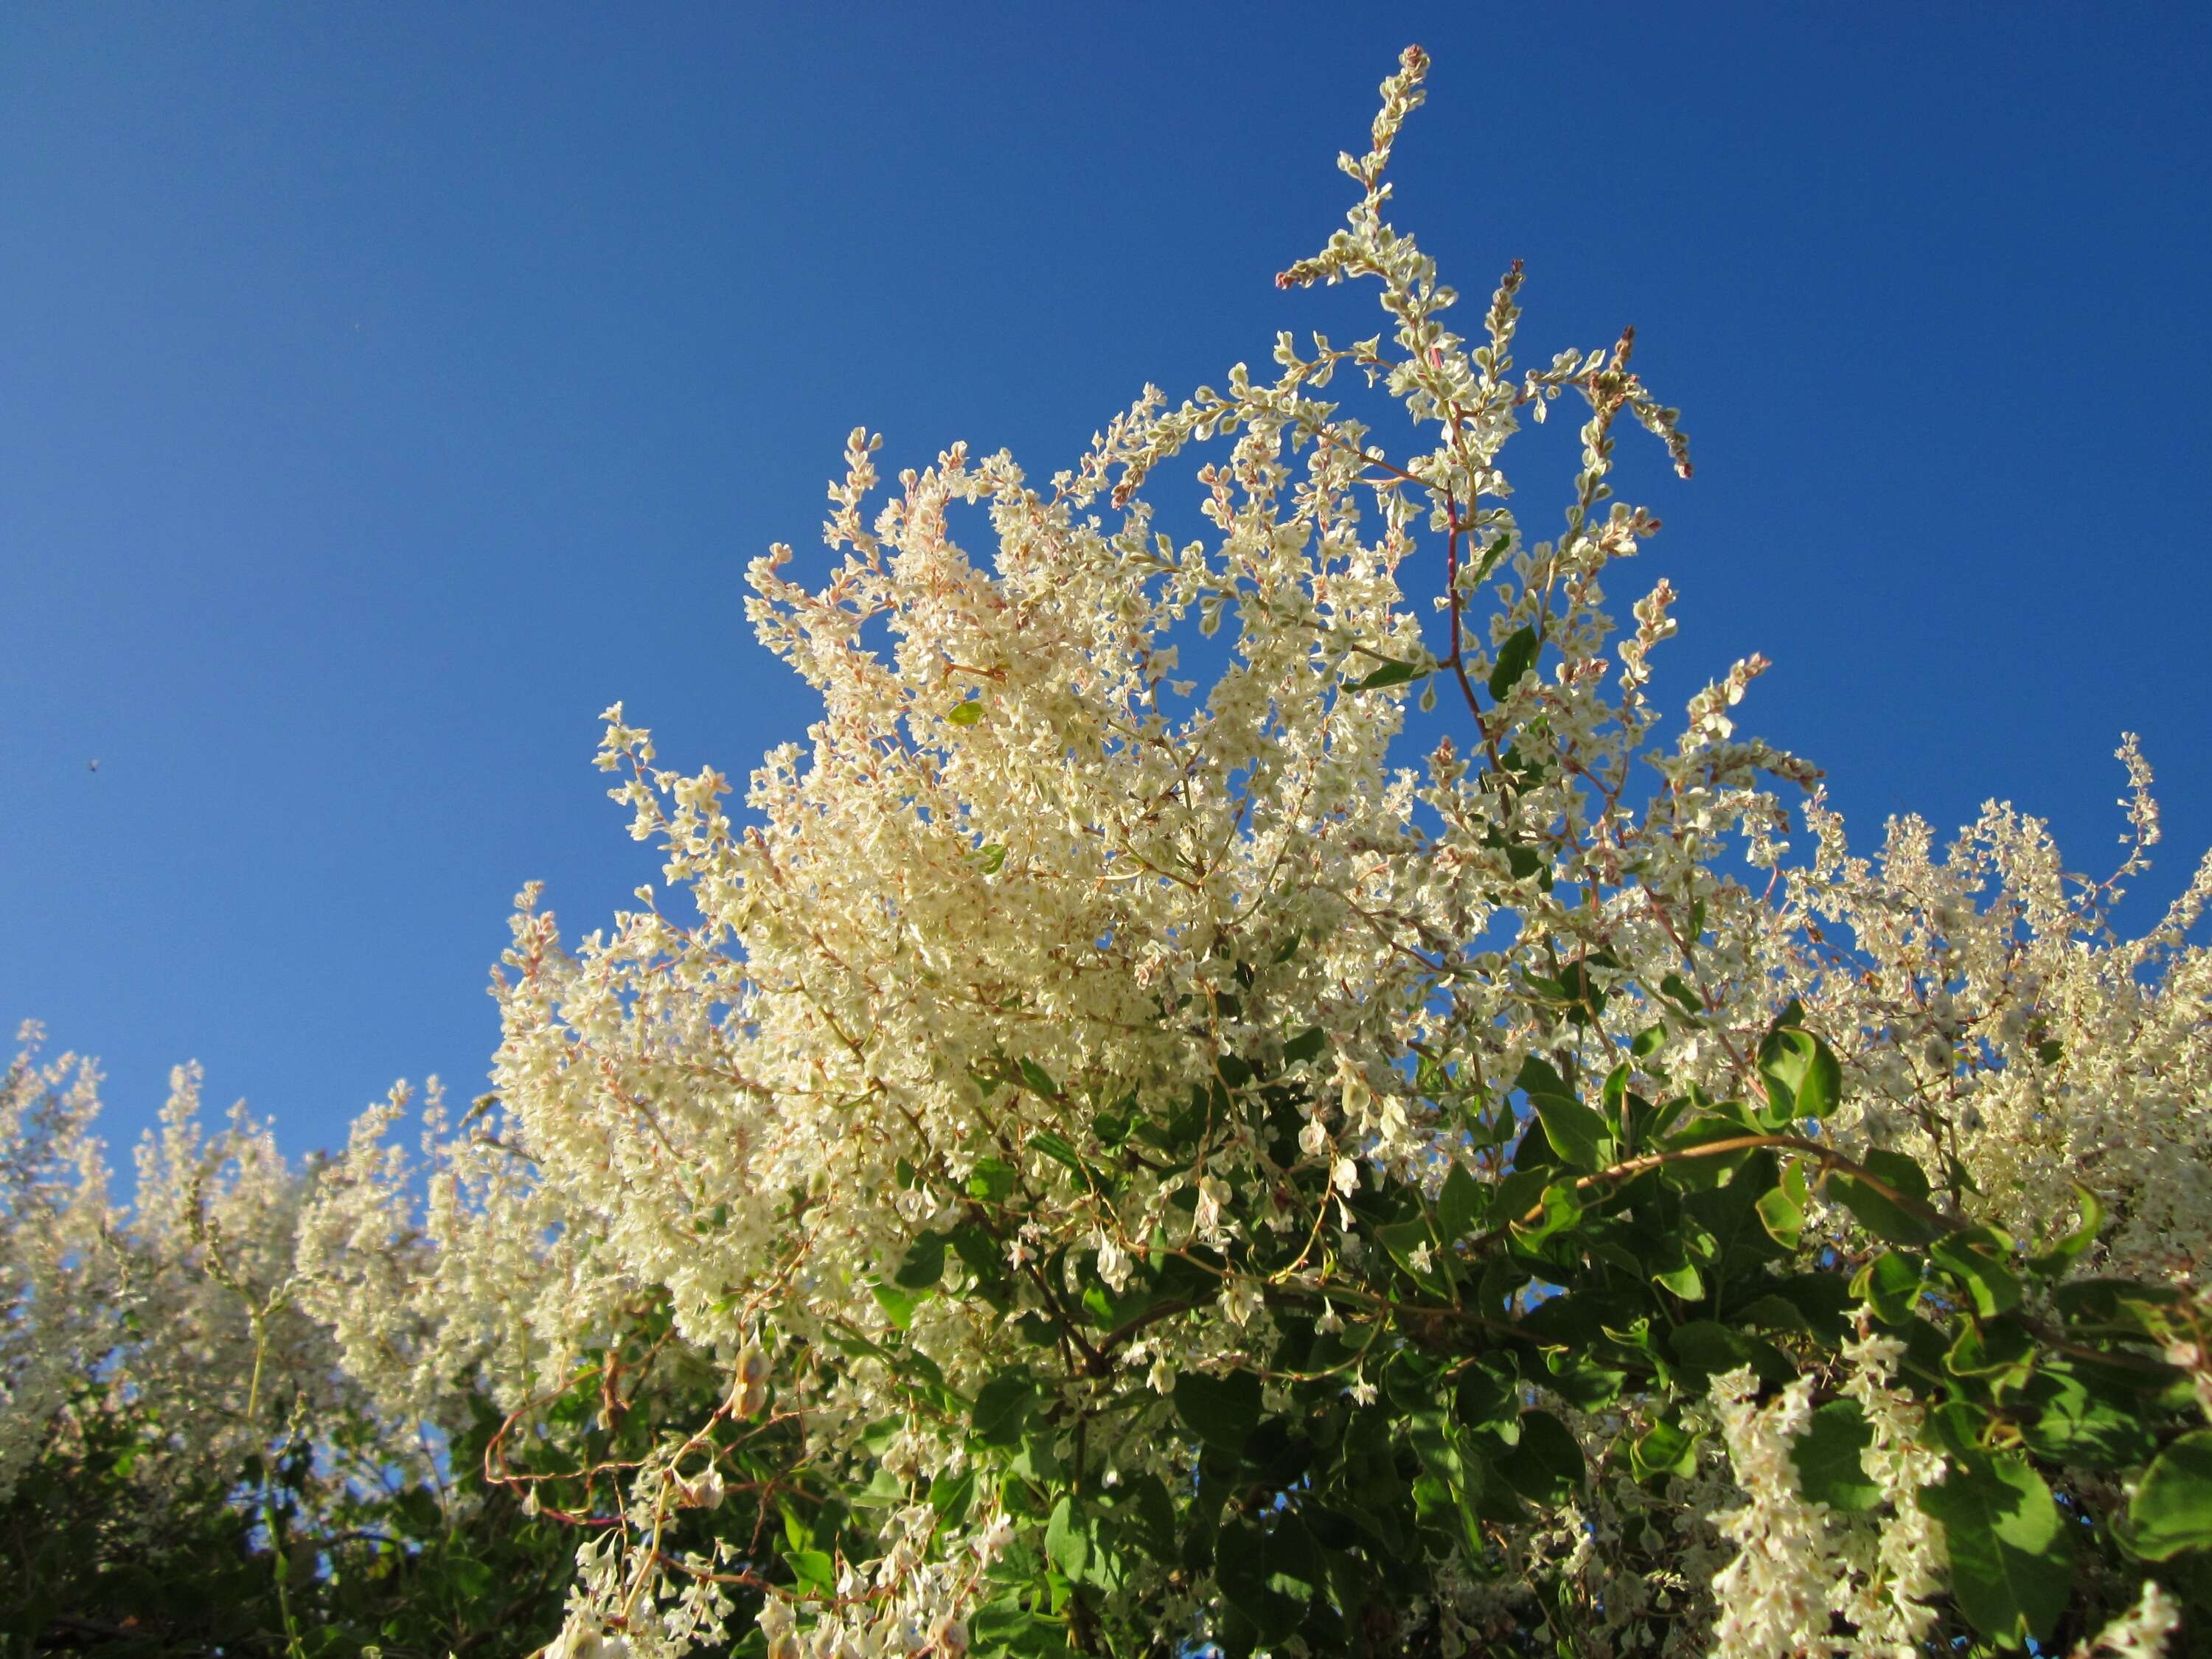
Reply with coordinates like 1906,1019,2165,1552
86,759,100,773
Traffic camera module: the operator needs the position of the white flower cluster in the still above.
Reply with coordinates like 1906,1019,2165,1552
4,42,2206,1658
2071,1579,2183,1659
1704,1335,1947,1659
1782,742,2212,1282
1707,1368,1834,1659
0,1028,405,1532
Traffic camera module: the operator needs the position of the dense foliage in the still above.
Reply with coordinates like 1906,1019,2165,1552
7,46,2211,1659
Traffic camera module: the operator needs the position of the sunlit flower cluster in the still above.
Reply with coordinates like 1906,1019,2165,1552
4,43,2204,1659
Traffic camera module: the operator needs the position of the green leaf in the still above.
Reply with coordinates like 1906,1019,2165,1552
1113,1472,1178,1559
1172,1370,1262,1457
1791,1401,1878,1514
1947,1314,2037,1394
1028,1132,1088,1180
1468,532,1514,586
1494,1411,1584,1508
1488,625,1539,699
1667,1321,1793,1389
1378,1218,1450,1295
1554,961,1610,1026
2017,1367,2155,1471
976,843,1007,874
893,1231,948,1290
1012,1424,1063,1484
1659,973,1705,1019
2050,1277,2186,1329
1931,1228,2024,1318
929,1467,976,1523
2028,1186,2104,1277
1832,1148,1942,1247
1045,1496,1088,1582
1757,1272,1859,1344
872,1282,925,1329
1455,1366,1517,1436
1757,1024,1841,1124
1509,1181,1585,1251
1214,1516,1307,1642
1526,1087,1612,1172
2130,1428,2212,1562
1916,1452,2072,1644
1514,1053,1570,1097
1016,1058,1059,1097
782,1548,837,1595
945,698,985,726
972,1374,1040,1447
1850,1251,1926,1324
1438,1162,1486,1241
1282,1026,1326,1066
1631,1419,1699,1481
1505,841,1548,883
1755,1179,1805,1251
1545,1352,1628,1412
1651,1252,1706,1302
1512,1055,1610,1171
967,1158,1018,1203
1347,657,1427,692
1863,1146,1931,1200
949,1224,1010,1286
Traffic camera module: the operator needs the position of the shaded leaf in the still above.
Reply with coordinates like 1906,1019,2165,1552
1488,625,1540,699
1931,1229,2024,1318
972,1374,1040,1447
1632,1419,1699,1481
1832,1149,1943,1248
894,1231,948,1290
1379,1218,1451,1295
1916,1452,2071,1644
1438,1162,1486,1241
1851,1251,1926,1324
2028,1186,2104,1278
1525,1084,1611,1172
1214,1516,1308,1642
1027,1132,1089,1180
1045,1496,1088,1582
1348,657,1427,692
2131,1429,2212,1562
1173,1371,1262,1457
1494,1411,1583,1508
1757,1024,1840,1124
1791,1401,1878,1513
2018,1368,2155,1472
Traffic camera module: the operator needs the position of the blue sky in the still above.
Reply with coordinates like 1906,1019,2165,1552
5,4,2208,1156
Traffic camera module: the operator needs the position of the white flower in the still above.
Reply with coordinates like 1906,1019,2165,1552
1220,1278,1264,1326
2070,1579,2181,1658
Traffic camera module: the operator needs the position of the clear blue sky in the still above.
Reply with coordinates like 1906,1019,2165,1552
6,4,2208,1155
